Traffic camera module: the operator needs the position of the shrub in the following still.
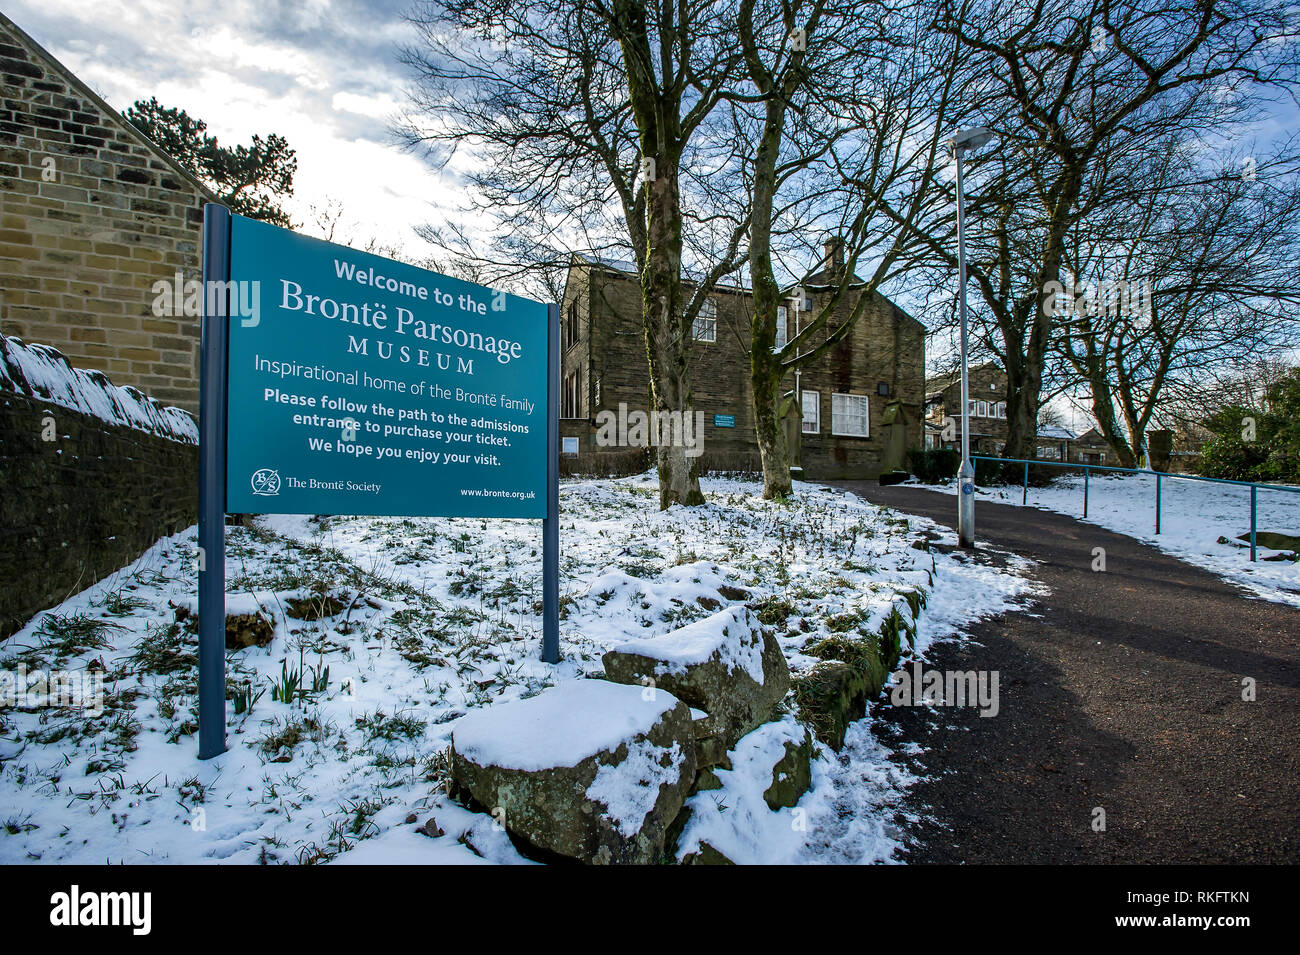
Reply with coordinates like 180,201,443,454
907,447,959,484
1200,370,1300,483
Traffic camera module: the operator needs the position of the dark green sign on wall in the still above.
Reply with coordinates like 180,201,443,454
224,215,548,518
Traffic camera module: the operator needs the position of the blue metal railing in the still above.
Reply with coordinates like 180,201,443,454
971,455,1300,562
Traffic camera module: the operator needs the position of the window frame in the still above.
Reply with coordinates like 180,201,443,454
775,305,788,351
692,298,717,342
801,389,820,434
831,392,870,438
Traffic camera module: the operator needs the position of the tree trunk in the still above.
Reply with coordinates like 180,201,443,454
751,355,789,499
1086,371,1138,468
640,159,704,509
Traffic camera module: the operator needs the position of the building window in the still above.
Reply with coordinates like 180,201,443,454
565,301,579,350
775,306,788,351
562,369,581,418
996,402,1007,419
976,400,989,418
967,399,978,417
832,393,869,437
801,389,820,434
693,298,717,342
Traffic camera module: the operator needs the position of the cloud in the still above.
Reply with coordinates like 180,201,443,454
5,0,456,258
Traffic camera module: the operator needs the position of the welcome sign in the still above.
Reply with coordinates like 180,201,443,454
223,215,549,518
198,205,559,759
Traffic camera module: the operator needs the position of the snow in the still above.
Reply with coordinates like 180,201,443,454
609,606,766,684
0,334,197,444
586,737,683,837
452,679,680,772
927,471,1300,607
0,471,1036,864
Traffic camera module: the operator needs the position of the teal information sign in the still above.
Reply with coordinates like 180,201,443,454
713,414,735,428
224,215,548,518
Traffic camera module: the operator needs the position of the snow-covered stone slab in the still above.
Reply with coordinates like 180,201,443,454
602,606,790,760
450,680,696,864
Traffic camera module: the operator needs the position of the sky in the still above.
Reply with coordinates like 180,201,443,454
9,1,1296,434
7,0,449,256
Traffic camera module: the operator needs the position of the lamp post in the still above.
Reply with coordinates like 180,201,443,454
949,126,994,549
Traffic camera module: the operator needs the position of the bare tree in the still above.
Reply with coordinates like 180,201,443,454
736,0,956,496
913,0,1299,462
1052,140,1300,465
397,0,750,508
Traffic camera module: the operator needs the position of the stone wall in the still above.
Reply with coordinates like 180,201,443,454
0,340,197,638
0,12,211,415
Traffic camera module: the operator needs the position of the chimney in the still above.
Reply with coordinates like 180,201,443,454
823,237,844,273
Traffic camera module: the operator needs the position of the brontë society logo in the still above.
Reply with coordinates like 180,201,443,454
250,468,281,496
49,886,151,935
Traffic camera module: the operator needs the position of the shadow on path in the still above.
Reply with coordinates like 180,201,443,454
830,481,1300,864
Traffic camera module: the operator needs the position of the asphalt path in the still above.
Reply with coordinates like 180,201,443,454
830,481,1300,864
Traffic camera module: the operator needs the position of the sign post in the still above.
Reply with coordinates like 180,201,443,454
198,204,231,760
196,204,561,759
542,303,560,664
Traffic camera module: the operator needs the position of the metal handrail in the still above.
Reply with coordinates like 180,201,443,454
971,455,1300,562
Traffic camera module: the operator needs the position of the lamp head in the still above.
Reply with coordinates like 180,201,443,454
949,127,995,153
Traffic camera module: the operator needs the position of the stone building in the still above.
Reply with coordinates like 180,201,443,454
559,241,926,480
924,363,1079,461
0,11,211,415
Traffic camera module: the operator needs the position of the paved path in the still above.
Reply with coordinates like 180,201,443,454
831,482,1300,864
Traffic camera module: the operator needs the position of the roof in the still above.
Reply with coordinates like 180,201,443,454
1037,424,1077,441
0,11,216,202
570,251,922,329
572,252,749,294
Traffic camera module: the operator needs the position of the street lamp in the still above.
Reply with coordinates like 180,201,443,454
949,126,994,549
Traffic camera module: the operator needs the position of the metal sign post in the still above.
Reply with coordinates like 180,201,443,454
542,303,560,663
198,203,231,760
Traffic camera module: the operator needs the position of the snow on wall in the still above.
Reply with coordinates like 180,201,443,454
0,334,197,444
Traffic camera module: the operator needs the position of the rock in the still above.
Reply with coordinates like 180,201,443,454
417,817,445,838
792,660,871,751
1236,531,1300,552
451,680,696,865
285,588,347,620
225,611,274,650
170,597,274,650
404,812,419,825
764,729,813,810
602,607,790,757
681,842,735,865
692,767,723,793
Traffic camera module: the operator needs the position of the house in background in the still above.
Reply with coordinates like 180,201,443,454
560,240,926,480
0,11,211,415
924,362,1081,461
1074,427,1111,465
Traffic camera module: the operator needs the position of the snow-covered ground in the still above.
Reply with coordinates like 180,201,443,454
0,473,1035,865
927,471,1300,607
